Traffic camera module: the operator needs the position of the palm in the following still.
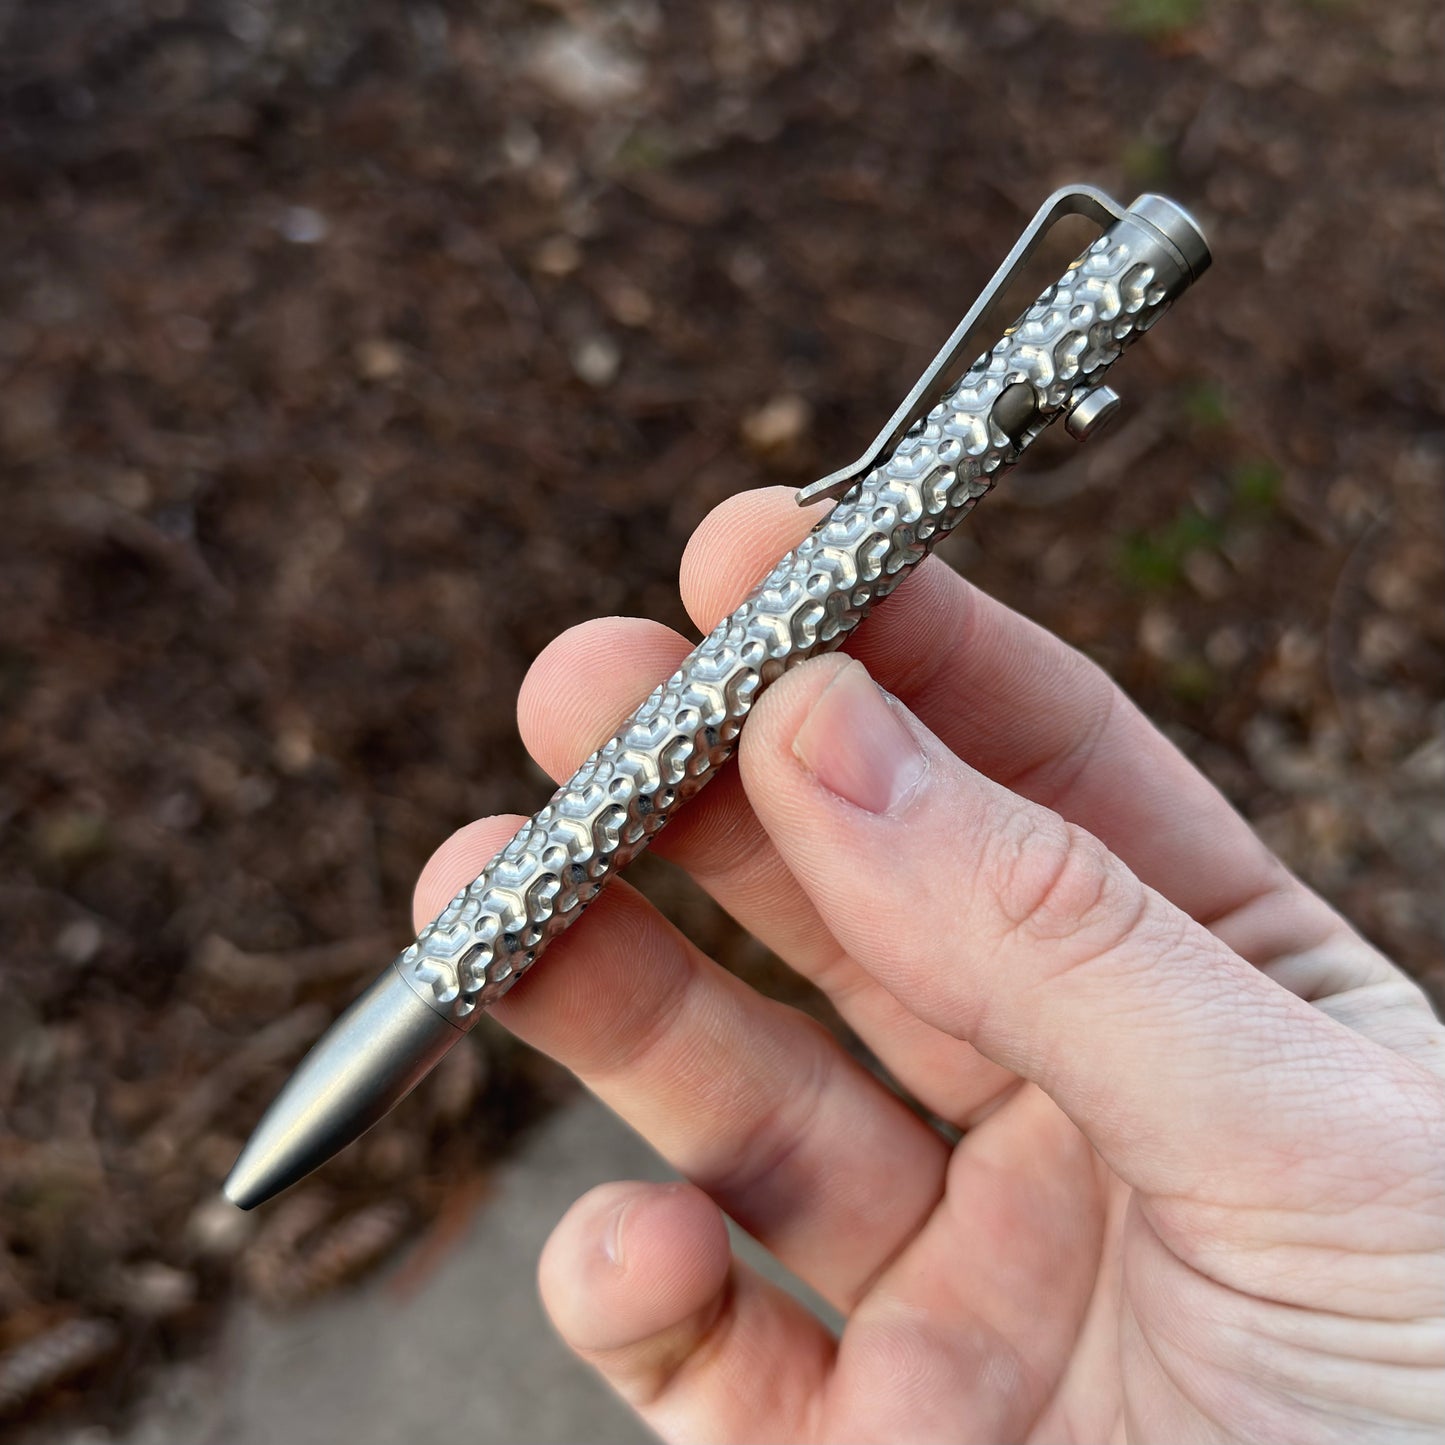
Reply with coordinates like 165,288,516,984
414,489,1444,1443
810,1083,1240,1444
918,1102,1173,1445
821,1081,1134,1444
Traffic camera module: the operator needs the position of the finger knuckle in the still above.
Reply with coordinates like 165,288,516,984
698,1010,834,1205
989,811,1122,947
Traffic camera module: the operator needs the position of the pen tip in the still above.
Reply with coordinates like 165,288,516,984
220,963,464,1210
221,1156,266,1212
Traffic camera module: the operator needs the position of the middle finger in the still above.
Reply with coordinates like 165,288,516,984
518,617,1021,1127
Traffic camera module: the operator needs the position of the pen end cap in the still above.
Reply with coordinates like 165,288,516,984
1127,193,1212,282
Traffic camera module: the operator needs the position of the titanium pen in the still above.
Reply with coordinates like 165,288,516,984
224,186,1211,1209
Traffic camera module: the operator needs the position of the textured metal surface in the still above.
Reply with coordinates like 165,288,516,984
398,199,1202,1024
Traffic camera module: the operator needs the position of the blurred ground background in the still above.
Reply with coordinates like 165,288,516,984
1,0,1442,1435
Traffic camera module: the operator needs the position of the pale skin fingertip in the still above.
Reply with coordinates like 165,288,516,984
537,1181,640,1324
411,813,529,932
679,486,820,630
517,616,693,782
539,1181,734,1395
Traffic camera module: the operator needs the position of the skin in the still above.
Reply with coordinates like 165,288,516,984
413,488,1445,1443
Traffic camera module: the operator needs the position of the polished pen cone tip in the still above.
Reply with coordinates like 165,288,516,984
221,964,463,1209
223,1141,277,1212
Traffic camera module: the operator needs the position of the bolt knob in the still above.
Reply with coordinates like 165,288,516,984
1065,384,1122,441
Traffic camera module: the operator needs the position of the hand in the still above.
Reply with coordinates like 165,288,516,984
414,487,1445,1443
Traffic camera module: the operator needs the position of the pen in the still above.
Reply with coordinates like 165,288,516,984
225,187,1210,1210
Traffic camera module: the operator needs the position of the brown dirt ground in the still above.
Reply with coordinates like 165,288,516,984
1,0,1442,1431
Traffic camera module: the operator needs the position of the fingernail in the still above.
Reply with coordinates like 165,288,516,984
792,660,927,814
603,1194,632,1268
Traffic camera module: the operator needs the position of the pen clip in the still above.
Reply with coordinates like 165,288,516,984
795,184,1128,508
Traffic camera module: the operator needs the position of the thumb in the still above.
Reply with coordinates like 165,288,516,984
738,654,1397,1205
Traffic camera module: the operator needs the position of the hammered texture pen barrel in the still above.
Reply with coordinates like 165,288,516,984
399,199,1202,1025
223,192,1209,1208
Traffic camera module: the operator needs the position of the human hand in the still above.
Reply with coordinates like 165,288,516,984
414,487,1445,1443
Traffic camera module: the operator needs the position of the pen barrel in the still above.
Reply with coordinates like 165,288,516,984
397,195,1206,1026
